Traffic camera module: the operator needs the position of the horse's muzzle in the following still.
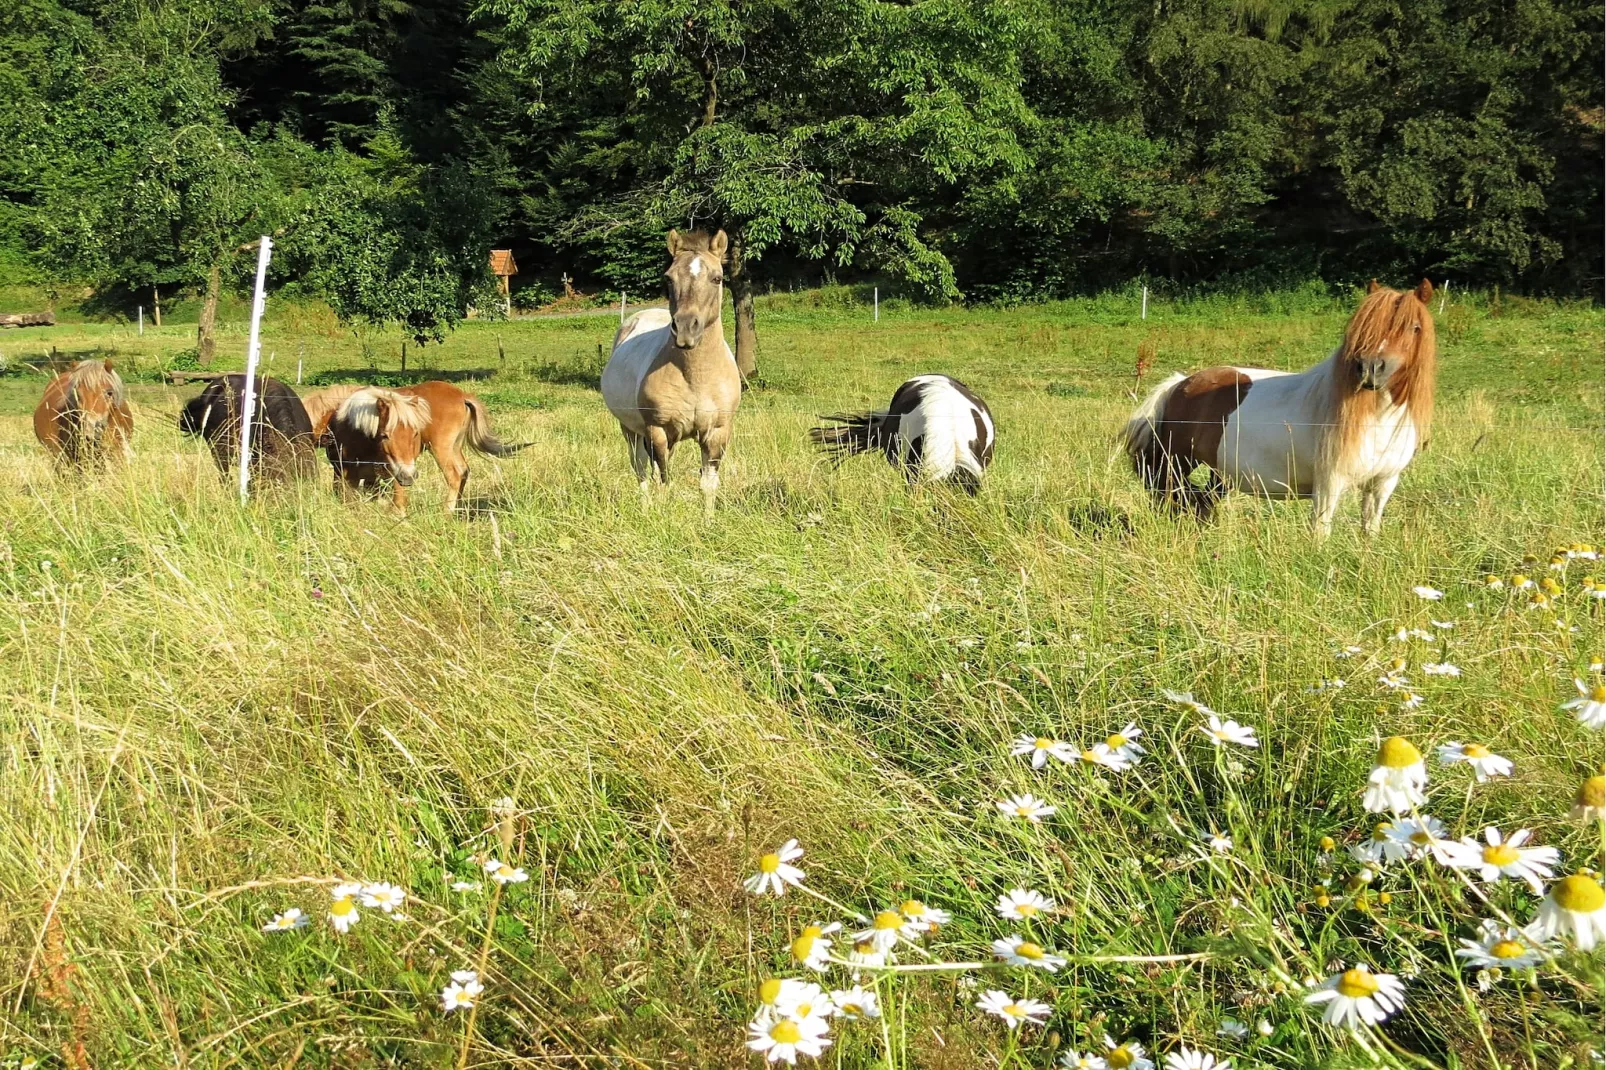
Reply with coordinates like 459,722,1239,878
392,466,417,487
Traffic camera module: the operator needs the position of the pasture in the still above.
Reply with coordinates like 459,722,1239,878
0,287,1601,1068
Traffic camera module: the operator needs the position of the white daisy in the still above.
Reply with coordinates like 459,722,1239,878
975,989,1051,1029
262,908,308,933
1384,815,1451,862
1078,744,1134,771
360,882,406,913
746,1008,832,1064
1304,965,1406,1028
1378,671,1408,690
441,970,484,1012
1164,1047,1229,1070
1430,619,1454,629
743,840,805,896
855,909,913,952
1351,821,1411,866
1308,678,1346,693
1408,629,1435,641
1101,722,1146,763
1363,737,1427,815
1482,575,1504,589
1102,1036,1155,1070
1454,920,1554,969
1198,715,1259,748
1534,874,1606,951
843,936,888,969
1413,585,1444,600
1063,1051,1109,1070
1573,775,1606,821
898,899,951,932
1389,627,1410,643
483,858,529,886
996,887,1056,921
1163,689,1215,715
771,979,834,1021
1562,679,1606,729
1216,1019,1249,1040
1398,691,1424,709
451,880,481,893
328,883,362,933
1421,662,1461,677
789,922,841,971
991,934,1067,971
1204,832,1233,854
997,793,1056,822
1436,742,1512,781
1012,733,1077,769
830,986,880,1020
1440,828,1559,894
1335,646,1362,659
1511,574,1534,590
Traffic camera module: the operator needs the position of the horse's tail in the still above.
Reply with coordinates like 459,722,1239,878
809,411,887,467
462,397,532,457
1122,372,1187,485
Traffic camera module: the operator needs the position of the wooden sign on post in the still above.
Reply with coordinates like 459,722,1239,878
489,249,518,316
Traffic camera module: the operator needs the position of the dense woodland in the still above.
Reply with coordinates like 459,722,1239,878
0,0,1599,364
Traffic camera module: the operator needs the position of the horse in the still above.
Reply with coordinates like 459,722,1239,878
1122,279,1436,537
323,380,528,515
178,374,320,481
810,374,996,495
33,359,133,467
601,229,741,516
301,384,362,441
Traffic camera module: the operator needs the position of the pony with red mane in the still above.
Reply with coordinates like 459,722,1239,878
1123,280,1437,536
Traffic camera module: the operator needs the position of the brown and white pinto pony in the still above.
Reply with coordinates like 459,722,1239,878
33,359,133,467
601,229,741,516
1123,280,1436,537
323,380,528,515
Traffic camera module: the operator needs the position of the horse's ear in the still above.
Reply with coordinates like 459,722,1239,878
1414,278,1434,304
666,229,682,256
709,229,729,259
1366,279,1380,293
373,396,391,432
102,359,114,372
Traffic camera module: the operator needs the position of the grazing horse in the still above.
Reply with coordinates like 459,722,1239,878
323,380,528,515
1123,280,1436,536
179,374,320,481
301,385,362,441
810,374,996,494
33,359,133,467
602,229,741,515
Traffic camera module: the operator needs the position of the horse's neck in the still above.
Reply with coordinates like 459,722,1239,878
666,316,731,380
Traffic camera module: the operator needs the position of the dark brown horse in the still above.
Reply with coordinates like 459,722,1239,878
34,360,133,467
179,375,320,481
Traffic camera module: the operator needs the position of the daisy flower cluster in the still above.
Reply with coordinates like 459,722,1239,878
262,879,410,936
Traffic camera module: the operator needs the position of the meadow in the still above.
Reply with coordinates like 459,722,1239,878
0,285,1601,1068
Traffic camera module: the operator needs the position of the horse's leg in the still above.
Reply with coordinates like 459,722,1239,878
645,425,672,485
436,440,468,513
624,431,652,497
698,425,731,517
392,480,410,518
1311,472,1349,539
1360,473,1401,536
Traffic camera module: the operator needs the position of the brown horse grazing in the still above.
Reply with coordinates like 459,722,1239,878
1123,280,1436,536
301,384,362,441
33,360,133,467
178,374,320,481
323,380,529,515
601,229,741,515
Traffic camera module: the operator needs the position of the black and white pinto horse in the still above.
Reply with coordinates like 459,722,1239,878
810,374,996,494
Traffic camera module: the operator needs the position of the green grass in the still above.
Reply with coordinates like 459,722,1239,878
0,288,1601,1068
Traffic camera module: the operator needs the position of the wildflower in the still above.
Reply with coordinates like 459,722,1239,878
758,978,816,1014
975,989,1051,1029
451,880,481,893
262,908,308,933
1205,832,1233,854
1102,722,1147,763
1163,689,1215,715
855,909,912,952
1103,1036,1155,1070
1256,1020,1273,1037
899,900,950,932
1363,737,1427,815
1308,678,1345,693
1164,1048,1230,1070
1063,1052,1110,1070
1304,966,1406,1028
1431,619,1454,629
1421,662,1460,677
1216,1019,1249,1040
1573,775,1606,821
996,887,1056,921
360,882,406,913
489,797,517,817
830,986,880,1020
1198,715,1259,748
771,979,834,1021
328,883,362,933
997,793,1056,822
991,934,1067,971
1483,575,1504,589
789,922,841,971
743,840,805,896
1535,874,1606,951
1378,670,1408,690
1440,828,1559,894
1436,742,1512,781
1550,555,1569,571
746,1010,832,1064
1407,628,1434,641
483,858,530,886
1335,646,1362,659
1454,920,1554,969
1078,744,1133,771
1399,691,1424,710
1385,815,1451,861
844,937,887,969
1542,576,1564,595
1413,585,1444,600
1512,574,1534,590
1012,733,1077,768
441,970,483,1012
1562,679,1606,729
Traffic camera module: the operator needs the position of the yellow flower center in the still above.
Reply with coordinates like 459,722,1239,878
1106,734,1128,750
1108,1046,1136,1069
1410,831,1434,846
1320,836,1336,851
1034,737,1053,750
1014,941,1044,960
1552,874,1606,913
1578,775,1606,809
1484,574,1498,584
840,1002,863,1016
853,939,876,955
791,935,816,961
1482,843,1520,867
769,1019,802,1044
1390,659,1407,672
900,900,925,917
795,1002,814,1018
1003,1002,1026,1019
759,978,782,1005
1490,940,1527,960
1336,968,1381,999
873,910,903,931
1513,574,1528,585
1377,736,1421,769
801,924,823,939
1591,686,1606,703
1461,743,1491,758
330,898,355,917
1015,903,1039,917
1371,823,1391,842
758,853,781,874
1015,806,1033,816
1081,749,1100,762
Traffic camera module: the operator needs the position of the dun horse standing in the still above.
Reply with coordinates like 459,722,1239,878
1123,280,1436,536
602,229,741,516
33,359,134,467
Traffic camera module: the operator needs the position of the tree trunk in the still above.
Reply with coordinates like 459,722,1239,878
197,263,221,366
728,233,758,380
152,284,162,327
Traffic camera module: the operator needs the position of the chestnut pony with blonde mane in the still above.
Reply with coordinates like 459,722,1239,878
33,359,133,467
1123,280,1436,536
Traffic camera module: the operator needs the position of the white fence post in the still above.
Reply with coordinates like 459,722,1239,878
1439,281,1448,315
621,290,626,324
874,286,879,323
1141,285,1148,320
137,306,143,335
237,236,273,504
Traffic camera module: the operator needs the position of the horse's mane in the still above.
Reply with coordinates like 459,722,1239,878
335,387,431,437
303,385,362,431
66,360,125,406
1323,284,1436,472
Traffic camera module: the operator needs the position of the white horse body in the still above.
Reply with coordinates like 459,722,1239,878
892,374,994,484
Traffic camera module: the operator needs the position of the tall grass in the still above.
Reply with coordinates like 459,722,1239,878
0,294,1600,1066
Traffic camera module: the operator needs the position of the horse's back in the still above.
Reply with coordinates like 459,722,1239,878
602,316,673,433
32,374,69,448
1215,365,1327,497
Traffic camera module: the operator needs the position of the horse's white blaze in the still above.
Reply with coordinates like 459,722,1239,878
688,255,702,277
602,308,735,436
898,374,992,483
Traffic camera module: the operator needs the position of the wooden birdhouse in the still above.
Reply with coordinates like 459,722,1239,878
488,249,518,299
